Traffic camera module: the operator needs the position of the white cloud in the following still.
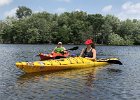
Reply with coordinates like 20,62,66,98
117,12,140,20
4,7,18,17
122,1,140,14
55,8,66,14
117,1,140,20
0,0,12,7
102,5,112,12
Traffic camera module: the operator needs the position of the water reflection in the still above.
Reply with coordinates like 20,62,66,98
17,67,102,87
16,67,105,100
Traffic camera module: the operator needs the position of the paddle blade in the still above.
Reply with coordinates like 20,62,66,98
68,46,79,51
97,58,123,65
107,58,123,65
107,60,123,65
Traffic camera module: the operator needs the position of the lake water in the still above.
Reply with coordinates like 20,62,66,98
0,44,140,100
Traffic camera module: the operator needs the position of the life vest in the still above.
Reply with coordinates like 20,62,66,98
83,48,93,58
54,47,64,53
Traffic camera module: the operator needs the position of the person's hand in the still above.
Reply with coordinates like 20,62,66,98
51,52,54,55
60,51,65,55
63,51,67,54
92,58,96,61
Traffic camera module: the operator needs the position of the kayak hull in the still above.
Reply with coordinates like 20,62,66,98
16,57,112,73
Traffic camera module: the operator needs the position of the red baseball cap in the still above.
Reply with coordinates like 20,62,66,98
84,39,93,45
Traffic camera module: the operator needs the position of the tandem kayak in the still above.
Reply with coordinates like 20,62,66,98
39,52,70,60
16,57,122,73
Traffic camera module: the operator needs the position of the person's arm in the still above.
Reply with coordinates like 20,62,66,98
92,48,96,60
52,47,57,53
80,48,85,57
62,47,67,53
63,47,66,51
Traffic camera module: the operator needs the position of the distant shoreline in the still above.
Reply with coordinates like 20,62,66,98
0,43,139,46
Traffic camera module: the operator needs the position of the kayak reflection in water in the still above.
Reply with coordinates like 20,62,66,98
52,42,67,54
80,39,96,61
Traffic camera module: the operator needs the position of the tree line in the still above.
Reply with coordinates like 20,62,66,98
0,6,140,45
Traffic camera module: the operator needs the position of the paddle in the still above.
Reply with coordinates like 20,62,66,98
97,58,123,65
65,46,79,51
54,46,79,59
36,46,79,57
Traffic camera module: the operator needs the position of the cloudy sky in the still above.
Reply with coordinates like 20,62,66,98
0,0,140,20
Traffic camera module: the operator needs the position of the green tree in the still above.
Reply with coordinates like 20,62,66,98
134,34,140,45
87,14,104,42
108,33,125,45
118,19,135,37
16,6,32,19
100,20,112,44
1,7,140,45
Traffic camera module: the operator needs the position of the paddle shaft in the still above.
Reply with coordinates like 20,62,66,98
65,46,79,51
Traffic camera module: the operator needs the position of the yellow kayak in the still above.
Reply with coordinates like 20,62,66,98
16,57,122,73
